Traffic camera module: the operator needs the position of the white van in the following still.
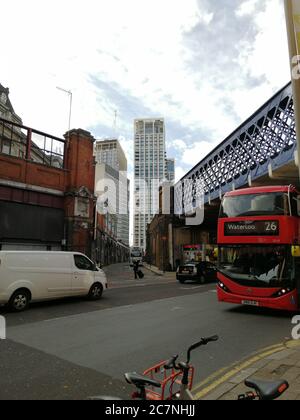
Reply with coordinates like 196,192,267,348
0,251,108,311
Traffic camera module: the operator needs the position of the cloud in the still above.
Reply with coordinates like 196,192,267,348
0,0,292,243
1,0,289,143
182,140,219,167
175,167,188,183
170,139,187,151
236,0,261,17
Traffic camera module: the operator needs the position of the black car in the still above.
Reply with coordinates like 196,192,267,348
176,261,217,284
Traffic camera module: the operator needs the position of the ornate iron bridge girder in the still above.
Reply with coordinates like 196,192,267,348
174,82,296,215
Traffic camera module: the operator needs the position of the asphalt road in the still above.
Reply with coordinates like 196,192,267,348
0,263,295,400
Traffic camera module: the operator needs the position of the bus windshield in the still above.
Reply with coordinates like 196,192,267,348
131,251,142,258
218,245,295,288
220,193,290,218
130,247,143,260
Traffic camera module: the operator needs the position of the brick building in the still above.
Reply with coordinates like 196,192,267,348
0,115,129,264
146,183,219,271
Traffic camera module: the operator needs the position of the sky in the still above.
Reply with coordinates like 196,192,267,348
1,0,291,242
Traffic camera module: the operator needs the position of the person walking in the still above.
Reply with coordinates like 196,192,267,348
133,260,140,279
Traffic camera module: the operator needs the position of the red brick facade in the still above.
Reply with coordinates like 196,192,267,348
0,116,129,263
0,125,96,256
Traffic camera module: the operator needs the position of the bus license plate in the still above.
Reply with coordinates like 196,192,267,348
242,300,259,307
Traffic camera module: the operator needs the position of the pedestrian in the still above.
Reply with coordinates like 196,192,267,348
133,260,140,279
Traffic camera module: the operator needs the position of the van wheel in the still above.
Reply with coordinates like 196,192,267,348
88,283,103,301
9,290,31,312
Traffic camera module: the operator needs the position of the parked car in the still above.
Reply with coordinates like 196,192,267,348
0,251,108,311
176,261,217,284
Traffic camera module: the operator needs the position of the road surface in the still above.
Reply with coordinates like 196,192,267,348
0,263,294,400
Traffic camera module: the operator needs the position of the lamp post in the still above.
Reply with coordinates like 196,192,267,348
56,86,73,132
57,86,73,250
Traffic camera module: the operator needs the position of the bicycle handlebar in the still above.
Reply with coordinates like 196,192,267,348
186,335,219,363
164,355,178,370
163,335,219,370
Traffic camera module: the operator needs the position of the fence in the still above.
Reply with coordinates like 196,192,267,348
0,117,66,169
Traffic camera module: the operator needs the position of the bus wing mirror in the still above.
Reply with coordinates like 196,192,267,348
292,246,300,258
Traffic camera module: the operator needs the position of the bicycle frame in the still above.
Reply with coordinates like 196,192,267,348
178,383,194,400
162,336,219,401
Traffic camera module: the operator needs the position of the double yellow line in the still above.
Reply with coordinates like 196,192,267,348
192,340,300,400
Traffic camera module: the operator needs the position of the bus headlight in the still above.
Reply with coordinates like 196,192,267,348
272,288,292,298
218,282,230,293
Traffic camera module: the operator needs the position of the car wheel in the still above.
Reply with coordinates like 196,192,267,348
179,279,186,284
88,283,103,300
9,289,31,312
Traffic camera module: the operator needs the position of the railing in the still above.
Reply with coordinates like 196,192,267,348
0,117,66,169
174,82,296,215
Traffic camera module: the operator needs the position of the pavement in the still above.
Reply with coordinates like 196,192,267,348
103,263,176,288
197,339,300,400
143,263,176,279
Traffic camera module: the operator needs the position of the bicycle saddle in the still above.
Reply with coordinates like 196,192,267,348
245,378,289,400
124,373,161,389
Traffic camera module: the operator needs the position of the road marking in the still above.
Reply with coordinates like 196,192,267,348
43,316,71,323
180,286,205,290
109,280,176,290
192,342,284,392
41,304,136,323
192,341,299,399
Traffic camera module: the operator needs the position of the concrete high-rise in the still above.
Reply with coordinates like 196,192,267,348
133,118,166,250
166,158,175,183
94,139,127,172
94,139,129,246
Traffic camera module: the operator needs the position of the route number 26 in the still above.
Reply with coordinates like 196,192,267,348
265,222,278,232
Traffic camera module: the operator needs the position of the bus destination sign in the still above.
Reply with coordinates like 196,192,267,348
224,220,279,236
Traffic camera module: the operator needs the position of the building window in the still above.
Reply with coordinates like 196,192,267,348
1,140,10,155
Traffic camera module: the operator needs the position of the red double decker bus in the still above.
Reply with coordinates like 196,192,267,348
217,185,300,311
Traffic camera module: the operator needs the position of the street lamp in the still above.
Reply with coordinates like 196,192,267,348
56,86,73,132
